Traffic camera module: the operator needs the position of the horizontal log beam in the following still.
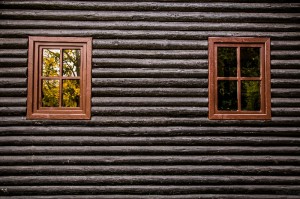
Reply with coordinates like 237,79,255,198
0,126,299,136
1,116,300,127
0,136,299,146
0,185,299,196
1,20,299,32
0,29,299,40
1,165,299,176
1,10,299,23
92,97,208,107
0,146,299,155
1,1,299,12
92,68,207,78
0,155,299,165
0,175,300,186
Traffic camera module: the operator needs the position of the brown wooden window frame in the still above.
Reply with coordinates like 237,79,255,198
208,37,271,120
27,36,92,120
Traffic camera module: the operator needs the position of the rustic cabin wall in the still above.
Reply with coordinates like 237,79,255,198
0,1,299,198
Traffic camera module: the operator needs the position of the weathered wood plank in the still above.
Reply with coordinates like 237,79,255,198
0,185,300,195
92,68,208,78
0,88,27,97
0,58,27,67
93,39,207,50
92,78,207,88
0,97,26,107
1,175,299,186
0,195,299,199
2,1,299,12
271,79,300,88
0,136,299,146
91,107,207,116
1,10,299,23
92,97,208,107
272,69,300,78
0,29,299,40
1,146,299,155
0,49,27,58
272,98,300,107
0,78,27,88
0,38,27,49
92,87,208,97
272,89,300,98
1,116,300,127
1,165,299,176
0,126,299,136
0,107,25,116
92,58,207,69
0,68,27,77
0,155,299,165
1,20,300,32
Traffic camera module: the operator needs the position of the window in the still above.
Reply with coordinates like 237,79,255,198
208,37,271,120
27,36,92,120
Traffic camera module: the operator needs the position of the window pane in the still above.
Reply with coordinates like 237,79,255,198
63,80,80,107
42,49,60,77
218,80,237,111
217,47,237,77
241,81,260,111
241,47,260,77
63,49,81,77
42,80,59,107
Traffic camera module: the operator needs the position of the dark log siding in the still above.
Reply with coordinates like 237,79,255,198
0,1,299,198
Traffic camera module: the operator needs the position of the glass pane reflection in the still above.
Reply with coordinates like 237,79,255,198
218,80,237,111
42,49,60,77
63,49,81,77
63,80,80,107
241,81,260,111
42,80,59,107
217,47,237,77
241,47,260,77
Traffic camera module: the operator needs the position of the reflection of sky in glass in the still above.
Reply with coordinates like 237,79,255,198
42,80,59,107
63,50,81,77
42,49,60,77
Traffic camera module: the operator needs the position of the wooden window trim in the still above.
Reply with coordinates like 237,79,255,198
27,36,92,120
208,37,271,120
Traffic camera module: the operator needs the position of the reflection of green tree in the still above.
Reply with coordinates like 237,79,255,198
41,49,81,107
218,47,237,77
241,48,260,77
242,81,260,111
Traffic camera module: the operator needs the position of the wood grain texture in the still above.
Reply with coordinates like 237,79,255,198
0,1,299,198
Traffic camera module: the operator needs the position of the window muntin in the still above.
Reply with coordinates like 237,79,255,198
209,37,271,120
27,37,92,120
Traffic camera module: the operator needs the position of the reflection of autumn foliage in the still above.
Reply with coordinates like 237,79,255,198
63,80,80,107
63,49,81,77
41,49,81,107
42,80,59,107
43,49,60,77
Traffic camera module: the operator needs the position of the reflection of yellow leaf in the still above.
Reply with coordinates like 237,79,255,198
42,80,59,107
63,80,80,107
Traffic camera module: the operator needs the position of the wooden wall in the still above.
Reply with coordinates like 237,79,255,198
0,1,300,198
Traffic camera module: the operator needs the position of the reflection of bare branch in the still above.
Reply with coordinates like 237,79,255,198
64,50,80,77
